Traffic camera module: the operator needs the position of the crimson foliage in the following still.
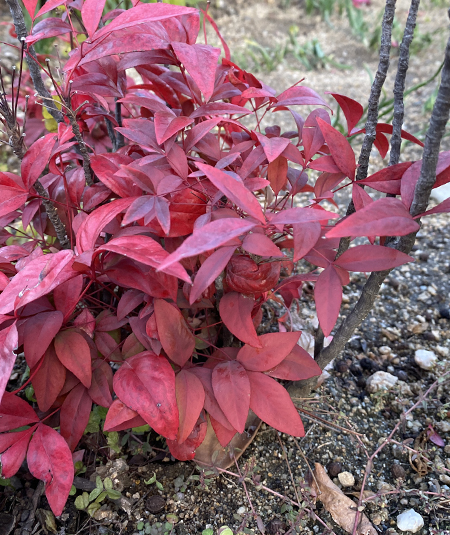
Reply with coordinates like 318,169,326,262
1,0,449,517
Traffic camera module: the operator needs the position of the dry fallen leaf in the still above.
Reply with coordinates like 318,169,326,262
310,463,377,535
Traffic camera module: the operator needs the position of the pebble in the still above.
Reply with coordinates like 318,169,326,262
334,360,349,373
326,462,342,477
439,474,450,485
337,471,355,487
437,421,450,433
236,506,246,515
414,349,437,370
396,509,424,533
366,371,398,393
438,307,450,319
391,464,406,479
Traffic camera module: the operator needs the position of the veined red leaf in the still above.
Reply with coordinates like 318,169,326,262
81,0,107,39
154,299,195,367
88,361,113,408
417,196,450,217
176,370,205,443
96,235,191,283
103,399,146,432
22,0,39,19
293,221,321,261
307,155,341,174
329,93,363,135
326,198,420,238
0,323,18,405
0,187,28,219
53,275,83,321
335,244,413,272
113,352,179,439
184,117,222,151
267,155,288,195
21,134,57,189
316,118,355,180
54,330,92,388
357,161,413,195
35,0,66,18
254,133,290,163
31,345,66,413
0,393,39,433
352,183,373,212
314,265,342,337
219,292,261,348
242,233,284,258
267,344,322,381
27,424,74,517
209,414,236,447
171,42,221,102
23,311,63,369
270,206,338,225
190,246,236,304
248,371,304,436
167,418,207,461
157,218,257,271
400,160,423,210
117,290,145,321
237,332,301,372
60,383,92,452
274,86,328,108
154,111,194,145
196,162,265,223
189,103,250,119
0,426,36,478
212,360,250,434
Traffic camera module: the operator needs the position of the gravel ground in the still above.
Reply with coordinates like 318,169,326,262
1,1,450,534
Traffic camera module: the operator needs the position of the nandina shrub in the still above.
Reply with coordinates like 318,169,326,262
1,0,450,518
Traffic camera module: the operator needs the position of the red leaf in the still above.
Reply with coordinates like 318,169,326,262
81,0,107,39
267,344,322,381
154,111,194,145
270,206,338,225
254,133,290,163
352,183,373,212
314,265,342,337
247,371,304,436
0,323,18,405
0,251,75,315
54,331,92,388
53,275,83,321
330,93,363,135
117,290,145,321
171,42,221,102
274,86,328,108
196,162,265,223
0,393,39,433
0,426,36,478
88,360,113,408
267,155,288,195
212,360,250,434
113,352,179,439
219,292,261,348
60,383,92,452
32,344,66,412
307,155,341,174
189,103,250,119
184,117,222,151
293,221,321,261
103,399,146,432
176,370,205,443
90,155,141,198
167,418,207,461
417,196,450,217
335,244,413,272
23,311,64,369
242,233,284,258
326,198,420,238
400,160,423,210
209,414,236,447
357,161,412,195
22,0,39,19
316,118,356,180
21,134,57,189
96,235,191,283
27,424,74,517
158,218,257,271
154,299,195,367
237,332,301,372
190,246,236,304
35,0,66,18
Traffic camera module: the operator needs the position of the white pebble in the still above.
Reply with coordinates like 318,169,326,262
414,349,437,370
337,471,355,487
397,509,424,533
237,506,246,515
366,371,398,393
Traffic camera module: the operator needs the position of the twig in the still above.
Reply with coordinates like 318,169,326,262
67,113,94,186
293,406,365,437
276,434,302,505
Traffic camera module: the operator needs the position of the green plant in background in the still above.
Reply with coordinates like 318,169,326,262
144,472,164,490
74,476,121,517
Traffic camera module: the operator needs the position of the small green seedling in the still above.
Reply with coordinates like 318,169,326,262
74,476,121,516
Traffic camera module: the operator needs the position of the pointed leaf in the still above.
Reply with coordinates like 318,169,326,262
293,221,321,261
22,0,39,19
330,93,363,135
335,244,413,272
171,42,220,102
316,118,355,179
242,233,284,258
267,344,322,381
81,0,107,39
60,383,92,452
357,161,412,195
267,155,288,195
270,206,338,225
23,311,63,369
113,352,179,439
326,198,420,238
117,290,145,321
254,133,290,163
167,419,207,461
190,246,236,304
21,134,57,189
212,360,250,434
31,345,66,412
209,414,236,447
0,426,35,478
219,292,262,348
154,299,195,367
88,361,113,408
54,331,92,388
154,111,194,145
0,393,39,433
176,370,205,443
237,332,301,372
103,399,146,432
158,218,257,271
0,323,18,405
185,117,222,151
27,424,74,517
314,265,342,337
248,371,304,436
196,162,265,223
35,0,67,19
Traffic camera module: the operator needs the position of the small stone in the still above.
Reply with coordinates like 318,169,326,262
237,506,246,515
438,307,450,320
436,345,449,357
414,349,437,370
337,471,355,487
396,509,424,533
439,474,450,485
366,371,398,393
379,346,391,355
391,464,406,479
437,421,450,433
360,357,380,371
326,462,342,477
393,370,408,382
418,252,429,262
146,495,166,514
334,360,349,373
